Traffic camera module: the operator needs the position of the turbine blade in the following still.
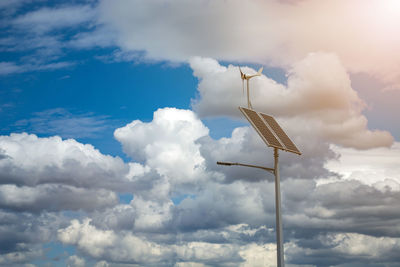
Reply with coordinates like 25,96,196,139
257,66,263,74
239,66,245,80
247,74,260,79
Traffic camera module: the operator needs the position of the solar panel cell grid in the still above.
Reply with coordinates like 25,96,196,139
239,106,301,155
240,107,284,149
260,113,301,155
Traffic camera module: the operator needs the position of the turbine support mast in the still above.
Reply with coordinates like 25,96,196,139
239,66,263,109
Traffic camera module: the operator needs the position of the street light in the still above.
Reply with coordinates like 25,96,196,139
217,107,301,267
217,161,274,173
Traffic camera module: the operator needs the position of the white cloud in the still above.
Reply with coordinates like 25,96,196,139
0,133,133,213
190,55,393,149
115,108,209,192
1,4,95,76
58,218,277,266
174,262,209,267
0,133,129,190
1,108,399,266
5,0,400,90
0,61,75,76
2,2,399,265
287,233,400,265
0,184,118,212
0,249,42,266
0,62,23,75
0,0,28,9
325,142,400,190
94,261,110,267
13,5,95,34
98,0,400,88
0,0,32,16
67,255,85,267
58,218,176,264
60,207,400,266
94,261,109,267
0,210,66,265
330,233,400,257
68,25,117,49
131,196,173,231
59,219,116,258
283,178,400,238
239,243,276,267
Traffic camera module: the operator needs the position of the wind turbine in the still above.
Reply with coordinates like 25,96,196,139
239,66,263,109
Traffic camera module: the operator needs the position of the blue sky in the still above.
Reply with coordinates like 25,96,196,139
0,57,199,159
1,1,400,267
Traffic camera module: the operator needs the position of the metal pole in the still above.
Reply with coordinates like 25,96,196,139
247,79,250,108
274,147,284,267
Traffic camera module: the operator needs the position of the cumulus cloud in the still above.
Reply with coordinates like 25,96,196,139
326,142,400,189
59,218,178,264
58,217,278,266
2,1,399,265
67,255,85,267
0,209,66,266
58,172,400,266
1,107,399,266
0,184,118,213
5,0,400,90
115,108,210,195
239,243,277,267
0,133,130,191
190,55,393,149
283,179,400,238
198,126,336,183
99,0,400,88
0,249,42,267
0,131,138,264
0,132,147,216
4,0,400,90
59,107,399,266
94,261,109,267
287,232,400,266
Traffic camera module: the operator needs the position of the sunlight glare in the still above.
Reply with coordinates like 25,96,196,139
375,0,400,27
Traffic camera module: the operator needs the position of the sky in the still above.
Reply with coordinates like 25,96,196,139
1,0,400,266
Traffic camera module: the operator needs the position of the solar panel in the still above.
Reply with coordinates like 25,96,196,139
259,113,301,155
239,107,301,155
239,107,284,150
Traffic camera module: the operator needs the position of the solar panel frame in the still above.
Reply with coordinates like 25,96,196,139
239,107,301,155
